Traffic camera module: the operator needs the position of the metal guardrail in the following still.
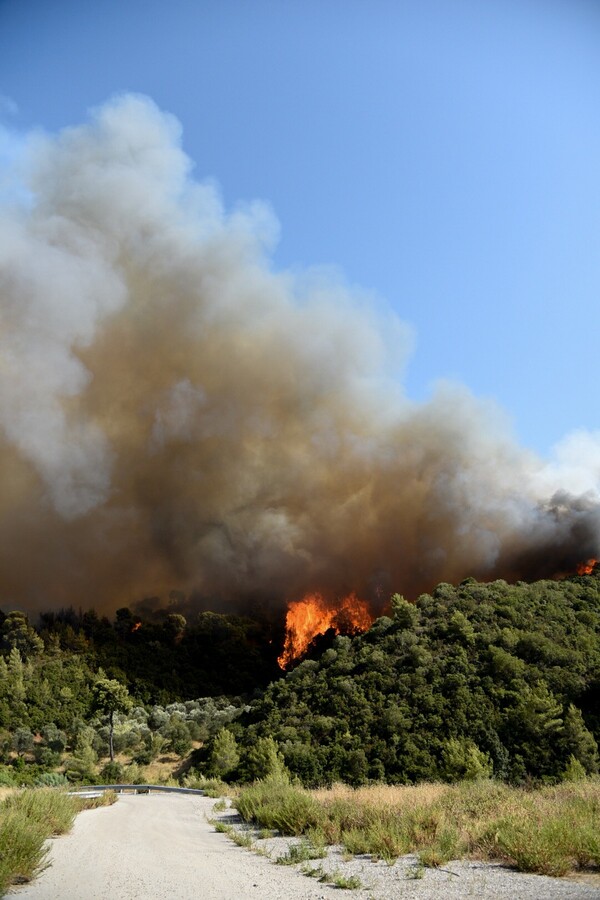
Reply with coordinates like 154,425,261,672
70,784,207,796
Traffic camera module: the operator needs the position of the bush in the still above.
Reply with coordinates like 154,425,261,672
133,748,153,766
63,729,98,784
163,718,193,757
182,775,228,797
242,737,289,782
0,789,79,891
562,755,587,782
122,763,145,785
7,760,47,787
236,776,324,835
208,728,239,780
34,748,62,768
40,724,67,754
3,788,76,836
440,738,493,782
99,761,123,784
63,757,95,785
0,807,47,891
0,766,16,787
34,772,70,788
12,728,34,757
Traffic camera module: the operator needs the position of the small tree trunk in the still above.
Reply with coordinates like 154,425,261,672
109,710,114,762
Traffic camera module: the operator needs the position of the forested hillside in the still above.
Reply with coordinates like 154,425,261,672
0,606,276,785
1,605,281,705
236,573,600,786
0,571,599,788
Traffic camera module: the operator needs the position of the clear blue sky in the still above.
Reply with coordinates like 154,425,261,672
1,0,599,457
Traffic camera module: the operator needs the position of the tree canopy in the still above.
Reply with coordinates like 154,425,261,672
236,573,600,786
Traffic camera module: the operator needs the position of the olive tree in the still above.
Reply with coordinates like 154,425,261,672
91,677,132,763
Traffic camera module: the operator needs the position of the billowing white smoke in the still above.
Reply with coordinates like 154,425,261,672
0,94,598,613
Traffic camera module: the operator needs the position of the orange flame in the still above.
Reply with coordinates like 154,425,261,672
577,558,597,575
131,621,142,632
278,592,372,669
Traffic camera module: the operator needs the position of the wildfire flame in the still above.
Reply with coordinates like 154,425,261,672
577,558,598,575
278,592,373,669
131,621,142,632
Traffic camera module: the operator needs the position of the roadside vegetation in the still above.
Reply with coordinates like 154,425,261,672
0,787,115,895
235,774,600,878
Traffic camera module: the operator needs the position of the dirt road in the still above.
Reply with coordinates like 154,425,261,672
13,793,600,900
13,793,348,900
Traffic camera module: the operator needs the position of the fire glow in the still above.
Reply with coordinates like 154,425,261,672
577,558,598,575
278,592,373,669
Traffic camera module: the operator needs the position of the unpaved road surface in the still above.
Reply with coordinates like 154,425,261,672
13,793,600,900
14,794,348,900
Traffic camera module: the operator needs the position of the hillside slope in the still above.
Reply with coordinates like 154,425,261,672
238,573,600,785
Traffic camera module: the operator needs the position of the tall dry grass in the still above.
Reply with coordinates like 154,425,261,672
0,787,117,896
236,776,600,877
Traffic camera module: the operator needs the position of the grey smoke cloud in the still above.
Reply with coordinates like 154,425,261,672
1,94,598,614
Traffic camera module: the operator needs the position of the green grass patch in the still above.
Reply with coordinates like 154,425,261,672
330,870,362,889
209,818,253,848
275,839,326,865
301,863,327,879
228,828,254,848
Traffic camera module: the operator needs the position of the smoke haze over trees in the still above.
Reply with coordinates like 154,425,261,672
1,94,600,615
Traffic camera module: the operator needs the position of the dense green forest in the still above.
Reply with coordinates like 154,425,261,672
0,570,599,787
0,605,277,784
236,574,600,785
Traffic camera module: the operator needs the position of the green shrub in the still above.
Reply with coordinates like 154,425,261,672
208,728,239,780
5,760,50,787
330,871,362,889
34,748,62,768
99,761,123,784
440,738,493,782
275,840,326,865
236,777,324,836
419,825,461,867
3,788,76,836
242,736,289,782
182,775,228,797
0,766,16,787
562,755,587,782
34,772,69,788
0,807,48,891
482,818,573,877
122,762,145,785
0,788,85,891
40,724,67,754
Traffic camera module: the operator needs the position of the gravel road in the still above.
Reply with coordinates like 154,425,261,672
12,793,600,900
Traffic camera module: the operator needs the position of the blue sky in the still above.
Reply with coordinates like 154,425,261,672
1,0,599,457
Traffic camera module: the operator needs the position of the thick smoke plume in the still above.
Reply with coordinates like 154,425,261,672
1,95,599,615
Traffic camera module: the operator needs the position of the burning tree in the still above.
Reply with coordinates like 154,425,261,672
278,592,373,669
